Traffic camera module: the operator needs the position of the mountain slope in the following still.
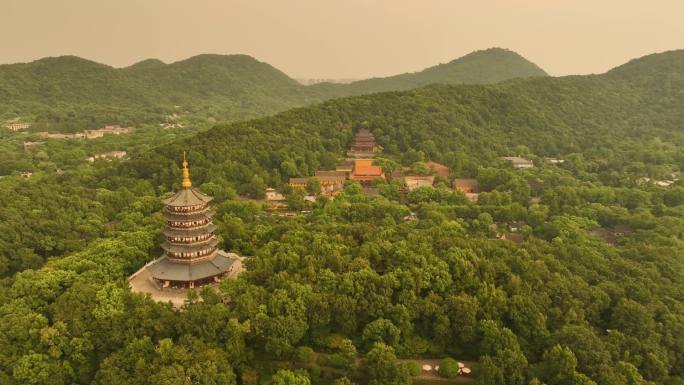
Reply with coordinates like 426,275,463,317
0,54,312,130
608,49,684,78
122,50,684,192
0,56,151,106
123,54,304,100
0,49,547,130
314,47,547,95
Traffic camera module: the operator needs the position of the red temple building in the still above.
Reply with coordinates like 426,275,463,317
351,159,385,186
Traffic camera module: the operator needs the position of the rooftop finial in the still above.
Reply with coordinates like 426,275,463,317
181,151,192,188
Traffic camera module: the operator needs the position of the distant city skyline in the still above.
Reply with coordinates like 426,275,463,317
1,0,682,78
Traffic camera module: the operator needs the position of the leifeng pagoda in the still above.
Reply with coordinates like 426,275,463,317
129,154,241,305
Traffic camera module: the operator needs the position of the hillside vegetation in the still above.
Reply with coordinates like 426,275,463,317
0,50,682,385
0,48,546,131
127,50,684,194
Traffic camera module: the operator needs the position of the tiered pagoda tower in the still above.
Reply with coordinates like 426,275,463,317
348,128,378,158
142,154,239,289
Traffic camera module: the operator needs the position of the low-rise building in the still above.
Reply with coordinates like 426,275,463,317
404,175,435,191
87,151,127,162
656,180,675,187
354,159,373,167
265,188,285,201
289,177,309,190
638,176,679,187
38,126,133,140
84,126,133,138
315,170,347,195
5,122,31,131
544,158,565,165
335,160,354,178
502,156,534,169
37,132,85,139
351,159,385,186
452,178,479,193
507,221,527,232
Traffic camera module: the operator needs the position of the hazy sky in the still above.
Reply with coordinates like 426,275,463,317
1,0,682,78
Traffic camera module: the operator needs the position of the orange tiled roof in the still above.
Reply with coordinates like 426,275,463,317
354,165,383,176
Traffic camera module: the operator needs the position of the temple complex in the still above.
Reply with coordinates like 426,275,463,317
129,153,242,306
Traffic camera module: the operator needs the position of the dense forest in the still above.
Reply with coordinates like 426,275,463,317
0,48,545,131
123,50,684,194
0,49,683,385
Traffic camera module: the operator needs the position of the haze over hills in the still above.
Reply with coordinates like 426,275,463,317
313,48,548,95
607,49,684,77
0,48,547,131
123,49,684,192
1,41,683,385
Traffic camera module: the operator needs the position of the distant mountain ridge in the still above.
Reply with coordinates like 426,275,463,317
314,48,548,95
608,49,684,77
0,48,548,130
124,49,684,193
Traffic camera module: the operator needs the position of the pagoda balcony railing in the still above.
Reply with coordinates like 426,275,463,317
161,237,219,253
166,205,207,213
163,210,215,223
166,248,218,263
164,206,211,216
166,219,211,228
166,246,218,260
166,233,214,244
164,221,215,231
163,222,217,237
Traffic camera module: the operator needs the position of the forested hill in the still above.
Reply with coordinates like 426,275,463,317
0,48,546,130
607,49,684,78
1,50,683,385
0,54,311,130
126,49,684,194
312,48,548,95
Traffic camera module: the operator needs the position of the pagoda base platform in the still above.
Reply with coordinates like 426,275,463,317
128,251,244,308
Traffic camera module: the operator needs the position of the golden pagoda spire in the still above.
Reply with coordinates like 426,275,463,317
181,151,192,189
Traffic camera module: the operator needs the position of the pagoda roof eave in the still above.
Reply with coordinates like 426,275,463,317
163,209,215,221
146,250,238,282
162,187,213,207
